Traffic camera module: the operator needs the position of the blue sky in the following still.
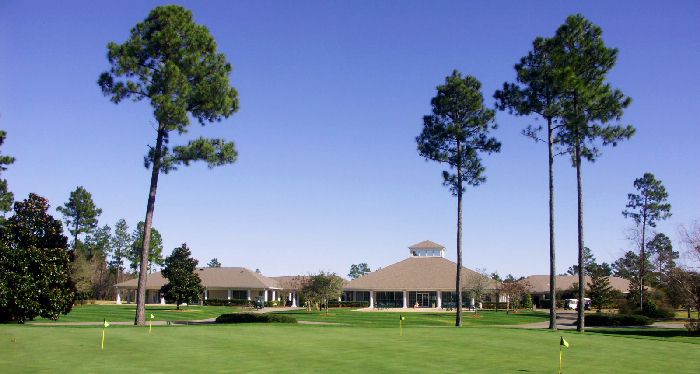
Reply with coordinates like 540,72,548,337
1,0,698,277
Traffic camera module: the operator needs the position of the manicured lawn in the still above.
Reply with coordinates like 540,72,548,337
1,323,698,373
275,308,549,327
31,304,241,323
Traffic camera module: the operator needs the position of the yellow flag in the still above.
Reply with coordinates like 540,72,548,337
560,337,569,348
103,319,110,328
150,314,155,319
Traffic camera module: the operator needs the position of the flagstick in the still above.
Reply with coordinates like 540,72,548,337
149,319,152,334
400,319,403,336
101,328,106,351
558,345,563,374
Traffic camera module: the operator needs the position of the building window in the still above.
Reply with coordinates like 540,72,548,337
376,291,403,308
230,290,247,300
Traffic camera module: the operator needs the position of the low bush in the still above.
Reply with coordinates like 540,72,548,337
618,300,675,319
215,313,297,324
585,313,653,326
327,301,369,308
204,299,251,307
685,321,700,336
481,302,507,310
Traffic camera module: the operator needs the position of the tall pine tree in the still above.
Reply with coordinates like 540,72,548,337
0,130,16,224
622,173,671,310
551,15,635,331
98,5,239,325
416,71,501,327
495,36,564,330
57,186,103,249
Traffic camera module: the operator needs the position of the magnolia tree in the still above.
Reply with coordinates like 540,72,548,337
0,194,76,323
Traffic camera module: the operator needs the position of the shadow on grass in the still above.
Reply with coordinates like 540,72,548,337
588,328,695,339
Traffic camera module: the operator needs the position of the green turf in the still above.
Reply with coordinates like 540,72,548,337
275,308,549,327
1,324,698,373
30,304,241,323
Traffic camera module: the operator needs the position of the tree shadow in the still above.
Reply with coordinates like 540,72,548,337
588,328,694,339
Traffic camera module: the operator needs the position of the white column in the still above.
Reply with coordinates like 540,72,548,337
263,290,268,302
204,289,208,300
227,289,231,300
471,298,475,309
247,290,251,301
160,296,165,305
116,288,121,304
436,291,442,308
369,291,374,308
292,293,298,307
402,291,407,308
271,290,276,302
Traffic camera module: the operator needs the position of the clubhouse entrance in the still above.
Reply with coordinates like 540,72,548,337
408,291,437,308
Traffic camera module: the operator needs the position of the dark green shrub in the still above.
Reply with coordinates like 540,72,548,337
204,299,251,307
327,301,369,308
640,302,674,319
481,302,507,310
618,299,675,319
215,313,297,324
585,313,653,326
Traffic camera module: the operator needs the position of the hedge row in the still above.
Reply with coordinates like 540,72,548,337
215,313,297,324
584,313,653,326
327,301,369,308
204,299,251,306
204,299,285,307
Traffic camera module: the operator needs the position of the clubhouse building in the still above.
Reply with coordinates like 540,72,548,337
114,240,627,309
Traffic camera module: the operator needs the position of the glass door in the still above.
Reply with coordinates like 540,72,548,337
417,292,430,307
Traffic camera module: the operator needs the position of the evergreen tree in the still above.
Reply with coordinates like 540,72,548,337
0,194,75,322
551,15,635,331
98,5,240,325
622,173,671,309
160,243,203,309
416,71,501,326
0,130,15,224
109,219,131,277
56,186,103,249
495,36,564,330
83,224,112,299
588,267,615,311
647,233,678,285
129,221,164,272
348,263,371,279
207,258,221,268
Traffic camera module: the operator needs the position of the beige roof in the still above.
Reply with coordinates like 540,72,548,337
115,267,281,290
524,275,630,294
408,240,445,249
344,256,498,291
271,275,308,290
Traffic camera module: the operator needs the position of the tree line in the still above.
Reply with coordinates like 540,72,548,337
1,6,698,329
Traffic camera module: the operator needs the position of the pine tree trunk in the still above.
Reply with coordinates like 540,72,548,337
575,140,585,332
548,117,557,330
456,143,463,327
640,208,646,311
134,125,165,326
